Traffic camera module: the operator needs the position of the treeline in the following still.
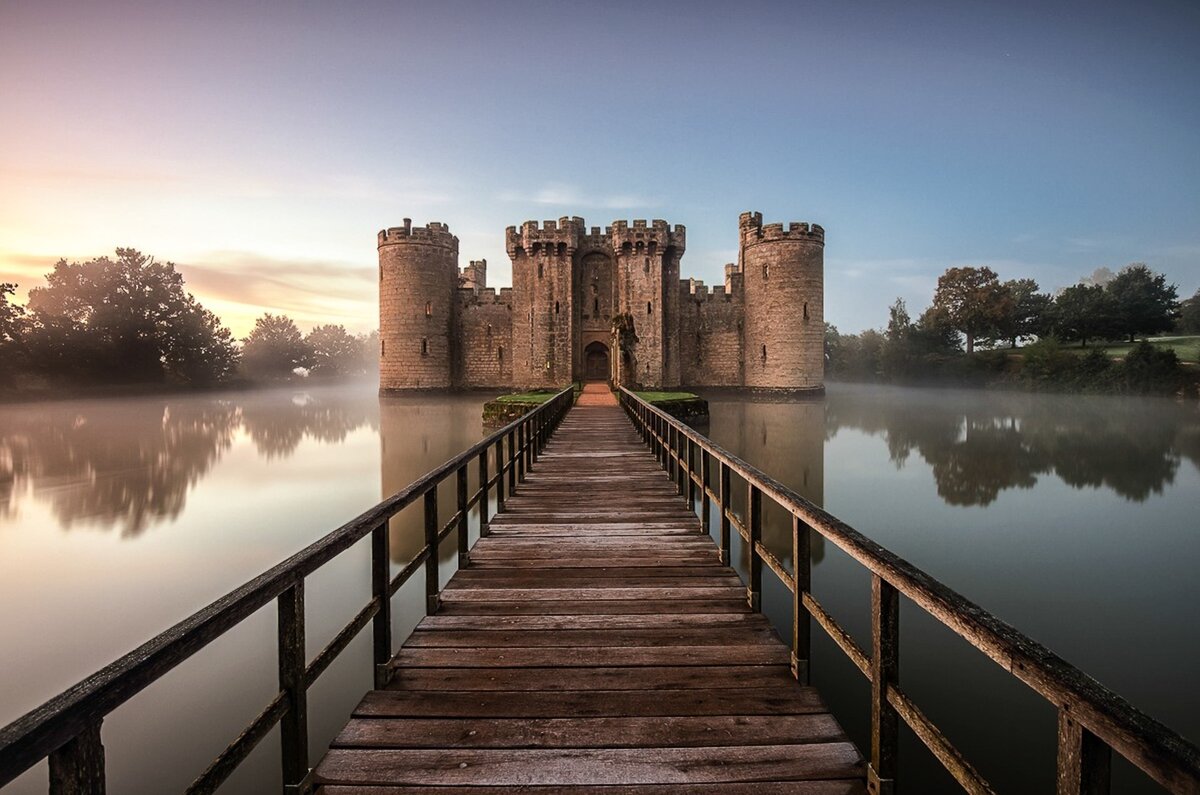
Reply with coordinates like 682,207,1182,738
0,249,378,391
826,263,1199,394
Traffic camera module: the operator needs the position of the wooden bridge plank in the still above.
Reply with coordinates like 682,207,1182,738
315,743,864,786
312,403,863,790
331,714,848,749
385,664,793,692
319,783,866,795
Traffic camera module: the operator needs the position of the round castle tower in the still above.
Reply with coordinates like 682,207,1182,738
739,212,825,393
378,219,458,390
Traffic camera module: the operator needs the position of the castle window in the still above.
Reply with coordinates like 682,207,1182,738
421,338,429,356
555,301,560,315
594,298,599,315
486,323,492,337
381,340,385,358
425,301,432,318
498,346,504,363
557,242,566,257
379,265,383,281
803,302,808,321
761,344,767,362
647,301,653,315
763,264,769,280
644,259,649,274
538,263,544,279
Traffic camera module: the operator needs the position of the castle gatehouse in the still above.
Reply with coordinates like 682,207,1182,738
378,212,824,393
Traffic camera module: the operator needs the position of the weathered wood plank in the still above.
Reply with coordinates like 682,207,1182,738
434,598,751,616
332,714,848,750
385,664,794,692
403,627,780,648
353,688,829,718
318,783,867,795
393,645,791,668
440,587,746,602
415,614,768,631
315,743,864,786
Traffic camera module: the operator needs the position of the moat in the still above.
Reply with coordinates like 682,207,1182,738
1,383,1197,793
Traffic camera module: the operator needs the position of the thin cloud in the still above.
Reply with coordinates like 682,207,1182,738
498,183,661,210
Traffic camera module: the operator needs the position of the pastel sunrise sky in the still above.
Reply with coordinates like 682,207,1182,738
2,0,1198,336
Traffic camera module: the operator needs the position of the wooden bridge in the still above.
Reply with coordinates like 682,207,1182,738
2,384,1198,794
315,389,864,792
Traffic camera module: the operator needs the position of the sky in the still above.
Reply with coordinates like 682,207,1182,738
1,0,1198,336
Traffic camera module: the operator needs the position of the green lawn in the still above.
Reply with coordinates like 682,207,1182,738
1062,335,1200,361
634,390,701,403
494,389,561,405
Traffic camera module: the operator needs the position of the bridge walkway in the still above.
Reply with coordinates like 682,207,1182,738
312,400,865,793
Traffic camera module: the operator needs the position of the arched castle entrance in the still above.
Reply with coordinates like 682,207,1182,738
583,341,610,382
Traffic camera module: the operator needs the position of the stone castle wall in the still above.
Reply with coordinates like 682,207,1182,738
378,212,823,393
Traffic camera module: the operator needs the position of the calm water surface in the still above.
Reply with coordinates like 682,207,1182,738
1,382,1196,793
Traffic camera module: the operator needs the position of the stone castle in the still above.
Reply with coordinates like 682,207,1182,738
378,212,824,392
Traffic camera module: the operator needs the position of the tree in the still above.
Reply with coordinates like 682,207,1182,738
0,282,23,347
1105,264,1178,342
991,278,1052,348
926,266,1012,354
1178,289,1200,334
1051,283,1117,346
305,324,361,377
24,249,238,384
241,314,311,378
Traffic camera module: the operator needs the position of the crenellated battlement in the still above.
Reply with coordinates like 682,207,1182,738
505,216,583,257
379,218,459,250
609,219,686,253
458,286,512,308
739,211,824,246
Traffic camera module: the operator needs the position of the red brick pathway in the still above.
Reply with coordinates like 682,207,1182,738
576,382,618,407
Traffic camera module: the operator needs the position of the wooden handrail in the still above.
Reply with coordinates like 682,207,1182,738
0,386,574,793
619,386,1200,794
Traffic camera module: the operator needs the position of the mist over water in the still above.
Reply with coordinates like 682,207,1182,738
1,382,1196,792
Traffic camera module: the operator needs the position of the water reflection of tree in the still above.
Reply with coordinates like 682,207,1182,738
0,387,378,536
826,387,1196,505
0,401,238,535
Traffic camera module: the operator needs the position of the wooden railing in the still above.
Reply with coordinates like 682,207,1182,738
619,387,1200,795
0,386,575,795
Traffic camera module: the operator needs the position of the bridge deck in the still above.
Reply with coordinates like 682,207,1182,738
314,401,865,793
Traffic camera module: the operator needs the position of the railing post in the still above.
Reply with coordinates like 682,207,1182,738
700,450,711,537
48,720,105,795
530,415,539,464
507,430,516,497
495,439,506,512
686,437,696,509
719,462,731,565
371,523,392,689
278,581,308,791
516,424,526,483
1057,708,1112,795
525,416,534,470
478,449,490,537
869,575,899,795
792,514,811,684
747,484,762,611
424,488,439,615
456,463,469,569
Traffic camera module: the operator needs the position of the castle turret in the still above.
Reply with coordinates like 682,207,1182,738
378,219,459,390
739,212,825,392
609,219,686,387
506,217,582,387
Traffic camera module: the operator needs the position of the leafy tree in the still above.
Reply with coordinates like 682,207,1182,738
926,266,1012,354
24,249,238,384
356,330,380,375
305,324,361,377
823,323,841,373
1178,289,1200,334
1105,264,1178,342
992,278,1053,349
1051,284,1117,346
0,282,24,347
242,314,311,379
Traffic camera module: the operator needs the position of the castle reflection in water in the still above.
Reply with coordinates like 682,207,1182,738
1,384,1197,545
